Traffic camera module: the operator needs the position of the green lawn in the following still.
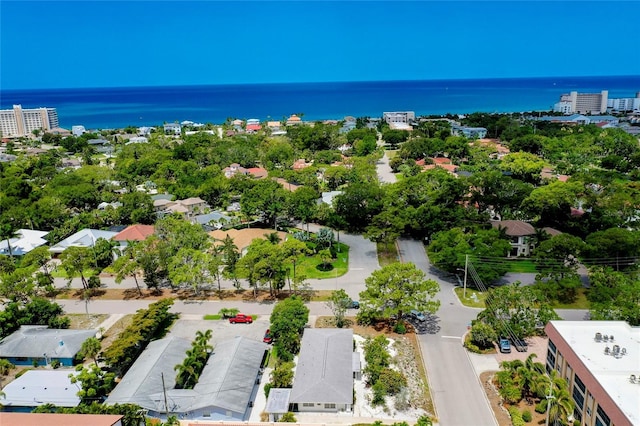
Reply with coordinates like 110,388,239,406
502,259,538,273
454,286,591,310
203,314,222,320
551,287,590,309
454,287,487,308
292,243,349,279
377,241,399,266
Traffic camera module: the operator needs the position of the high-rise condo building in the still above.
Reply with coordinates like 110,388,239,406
553,91,609,115
0,104,59,137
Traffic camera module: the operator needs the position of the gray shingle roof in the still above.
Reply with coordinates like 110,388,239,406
106,336,268,417
0,326,96,359
290,328,354,405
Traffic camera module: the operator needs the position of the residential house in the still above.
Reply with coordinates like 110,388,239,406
274,177,301,192
292,158,312,170
247,167,268,179
112,224,155,249
0,325,96,366
71,125,86,137
289,328,356,413
318,191,342,206
223,163,249,178
177,197,208,215
106,336,268,421
544,321,638,426
0,229,49,256
49,229,118,254
0,413,123,426
490,220,536,257
164,123,181,135
192,211,232,230
209,228,287,254
125,136,148,144
0,370,81,411
452,125,488,139
286,115,302,126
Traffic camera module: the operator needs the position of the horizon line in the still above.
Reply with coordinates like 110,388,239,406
2,74,639,92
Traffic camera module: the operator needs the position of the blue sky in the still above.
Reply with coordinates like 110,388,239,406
2,1,639,90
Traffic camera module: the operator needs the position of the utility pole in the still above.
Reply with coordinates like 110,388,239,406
161,372,169,417
463,254,469,298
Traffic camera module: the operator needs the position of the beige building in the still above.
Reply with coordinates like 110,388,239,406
545,321,639,426
0,104,59,137
554,91,608,115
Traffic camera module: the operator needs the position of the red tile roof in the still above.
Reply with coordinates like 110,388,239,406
0,413,123,426
112,224,155,241
247,167,268,179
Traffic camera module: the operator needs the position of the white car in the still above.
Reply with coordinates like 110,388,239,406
410,310,426,321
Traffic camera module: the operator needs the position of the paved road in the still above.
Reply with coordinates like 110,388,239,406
397,238,497,426
377,149,397,184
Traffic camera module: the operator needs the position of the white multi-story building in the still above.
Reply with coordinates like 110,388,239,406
71,125,86,136
554,91,608,115
383,111,415,124
607,92,640,112
0,105,59,137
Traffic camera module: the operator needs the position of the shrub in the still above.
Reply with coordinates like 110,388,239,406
498,382,522,404
378,368,407,395
508,406,525,426
371,381,386,406
279,412,297,423
573,420,581,426
50,360,62,369
0,359,15,375
393,321,406,334
522,409,532,423
535,402,546,414
464,335,482,353
48,315,71,329
470,322,497,349
264,382,272,398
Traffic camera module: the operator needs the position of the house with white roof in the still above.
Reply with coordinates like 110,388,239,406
49,229,118,254
0,370,81,411
0,229,49,256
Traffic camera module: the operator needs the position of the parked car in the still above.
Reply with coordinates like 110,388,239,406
229,313,253,324
499,337,511,353
410,310,426,321
348,300,360,309
512,338,528,352
263,329,273,344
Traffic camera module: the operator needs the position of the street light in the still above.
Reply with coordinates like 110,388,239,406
544,377,555,426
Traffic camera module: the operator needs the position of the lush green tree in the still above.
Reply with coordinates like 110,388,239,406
60,246,94,290
469,322,497,349
241,180,288,228
499,152,545,184
365,209,405,253
270,296,309,361
358,262,440,324
168,248,212,294
521,180,583,229
467,170,533,218
327,289,351,328
270,361,295,388
118,191,155,225
0,267,35,302
536,371,574,426
70,363,116,404
334,182,385,232
427,227,511,285
534,233,586,303
286,186,318,227
477,283,559,339
112,243,144,295
382,129,409,148
78,337,102,366
584,228,640,269
220,234,240,287
588,267,640,325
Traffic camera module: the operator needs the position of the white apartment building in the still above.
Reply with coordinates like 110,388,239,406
0,105,59,137
383,111,415,124
607,92,640,112
554,91,608,115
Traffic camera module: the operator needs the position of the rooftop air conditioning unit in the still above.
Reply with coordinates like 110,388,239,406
595,332,602,341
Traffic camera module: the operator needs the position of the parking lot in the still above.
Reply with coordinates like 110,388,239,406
168,315,271,346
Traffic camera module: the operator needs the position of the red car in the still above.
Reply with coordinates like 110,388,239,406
229,313,253,324
263,329,273,344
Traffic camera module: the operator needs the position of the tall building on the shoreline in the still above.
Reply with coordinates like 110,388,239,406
0,104,59,137
554,91,608,115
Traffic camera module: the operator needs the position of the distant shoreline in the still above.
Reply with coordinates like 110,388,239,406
2,75,639,130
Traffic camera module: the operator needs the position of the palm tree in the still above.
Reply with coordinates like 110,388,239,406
518,353,546,399
79,337,102,366
113,242,143,296
0,224,20,257
535,370,574,425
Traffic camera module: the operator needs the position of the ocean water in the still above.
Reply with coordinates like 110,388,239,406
1,76,639,130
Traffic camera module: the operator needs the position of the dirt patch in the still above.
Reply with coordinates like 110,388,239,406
480,371,547,426
99,314,134,354
55,288,329,302
66,313,109,329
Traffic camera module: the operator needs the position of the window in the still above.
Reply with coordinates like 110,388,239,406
572,386,585,410
574,374,585,393
596,405,611,426
324,403,336,409
202,412,211,417
302,403,314,407
548,340,556,353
